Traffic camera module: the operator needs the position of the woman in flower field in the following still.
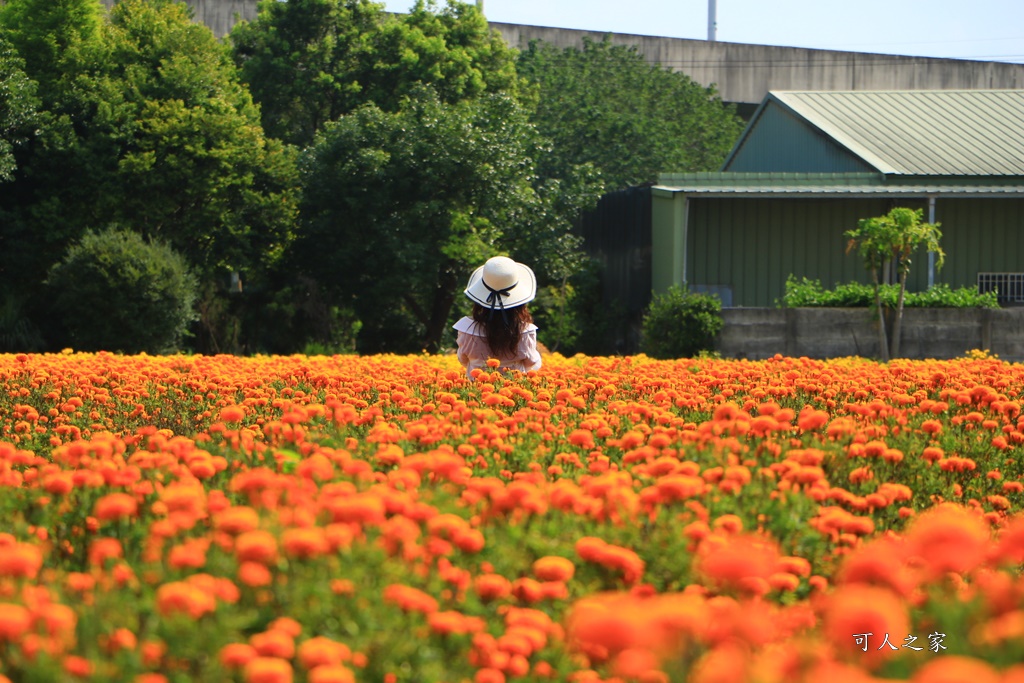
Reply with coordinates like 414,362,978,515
1,349,1024,681
453,256,542,380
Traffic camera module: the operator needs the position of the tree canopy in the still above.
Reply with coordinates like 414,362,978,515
0,0,298,292
517,36,745,191
294,87,593,353
0,36,38,182
230,0,522,148
846,207,944,360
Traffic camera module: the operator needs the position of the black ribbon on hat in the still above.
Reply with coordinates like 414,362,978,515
483,279,517,310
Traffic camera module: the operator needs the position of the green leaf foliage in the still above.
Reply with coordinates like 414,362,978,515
230,0,521,148
0,35,38,182
779,276,1000,309
0,0,299,326
641,285,723,359
516,36,745,191
294,87,546,353
0,0,104,96
45,226,198,354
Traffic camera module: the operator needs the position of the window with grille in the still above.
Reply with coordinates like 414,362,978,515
978,273,1024,304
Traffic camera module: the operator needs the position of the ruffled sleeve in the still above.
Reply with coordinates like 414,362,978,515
518,327,542,372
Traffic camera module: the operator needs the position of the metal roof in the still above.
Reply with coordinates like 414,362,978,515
749,90,1024,176
655,172,1024,197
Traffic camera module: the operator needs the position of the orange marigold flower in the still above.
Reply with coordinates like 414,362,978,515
220,405,246,423
94,492,138,522
909,655,1000,683
298,637,351,669
576,536,646,584
428,610,486,636
235,530,279,565
214,506,260,535
0,542,42,579
308,665,356,683
281,527,329,560
532,556,575,583
383,584,438,614
238,562,273,588
220,643,259,670
694,534,780,589
474,573,512,602
796,407,830,432
135,675,168,683
250,630,295,659
906,502,990,576
243,656,293,683
62,655,92,678
612,647,662,680
474,668,506,683
268,617,302,638
34,602,77,645
567,429,596,450
105,627,137,653
88,537,123,568
0,603,31,641
155,581,216,620
823,584,909,665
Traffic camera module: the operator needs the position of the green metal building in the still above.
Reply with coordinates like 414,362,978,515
651,90,1024,307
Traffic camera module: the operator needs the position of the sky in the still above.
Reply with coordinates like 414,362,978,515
382,0,1024,64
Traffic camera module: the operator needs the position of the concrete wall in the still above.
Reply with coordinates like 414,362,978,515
492,23,1024,108
717,308,1024,362
95,2,1024,110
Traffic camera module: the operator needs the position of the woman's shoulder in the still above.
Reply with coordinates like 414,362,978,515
522,323,538,334
453,317,483,335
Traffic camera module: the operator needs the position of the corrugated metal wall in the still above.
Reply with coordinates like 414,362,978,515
686,196,1024,306
577,186,652,351
725,103,876,173
930,198,1024,291
687,197,927,307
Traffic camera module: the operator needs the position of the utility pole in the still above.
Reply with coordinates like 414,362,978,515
477,0,484,14
708,0,717,41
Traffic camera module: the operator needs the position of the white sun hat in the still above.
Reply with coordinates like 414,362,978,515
465,256,537,310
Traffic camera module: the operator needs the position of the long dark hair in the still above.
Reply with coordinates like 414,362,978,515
471,303,533,358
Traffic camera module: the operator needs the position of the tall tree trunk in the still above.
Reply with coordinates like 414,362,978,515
872,267,889,362
890,270,909,359
421,265,459,353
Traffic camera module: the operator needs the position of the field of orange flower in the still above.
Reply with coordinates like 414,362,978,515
1,350,1024,683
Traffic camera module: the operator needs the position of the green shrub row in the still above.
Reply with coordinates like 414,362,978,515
778,276,1000,309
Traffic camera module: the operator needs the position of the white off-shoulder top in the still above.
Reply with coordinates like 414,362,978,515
453,317,542,379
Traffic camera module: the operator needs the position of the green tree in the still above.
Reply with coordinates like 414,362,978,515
0,0,110,301
359,0,520,111
516,36,745,191
0,0,104,95
0,0,299,351
229,0,386,147
295,87,596,353
45,226,198,354
230,0,521,148
0,35,38,182
845,207,944,360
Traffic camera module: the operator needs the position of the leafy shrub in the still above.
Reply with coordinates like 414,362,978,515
46,227,198,353
641,285,723,359
779,276,999,309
